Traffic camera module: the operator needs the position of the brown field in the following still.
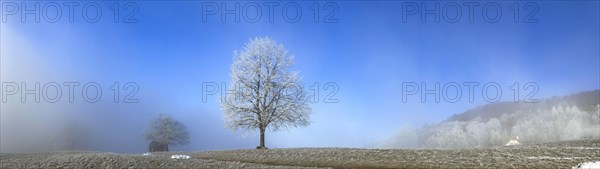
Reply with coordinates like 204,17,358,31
1,139,599,169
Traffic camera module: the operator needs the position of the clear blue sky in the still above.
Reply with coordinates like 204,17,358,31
1,1,598,152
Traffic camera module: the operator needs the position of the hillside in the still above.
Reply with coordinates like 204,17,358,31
380,90,600,149
447,90,600,122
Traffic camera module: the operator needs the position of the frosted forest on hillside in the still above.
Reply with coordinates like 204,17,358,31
379,104,600,149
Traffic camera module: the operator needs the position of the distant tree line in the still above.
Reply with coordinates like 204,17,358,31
379,90,600,149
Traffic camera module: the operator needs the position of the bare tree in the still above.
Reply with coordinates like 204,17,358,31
143,113,189,151
221,37,311,149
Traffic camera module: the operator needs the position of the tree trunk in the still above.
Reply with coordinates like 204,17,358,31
259,127,266,149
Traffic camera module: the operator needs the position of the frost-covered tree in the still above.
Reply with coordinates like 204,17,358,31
511,105,600,143
143,113,189,151
484,118,503,146
221,37,311,149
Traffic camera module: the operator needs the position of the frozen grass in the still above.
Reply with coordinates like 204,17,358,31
1,139,599,169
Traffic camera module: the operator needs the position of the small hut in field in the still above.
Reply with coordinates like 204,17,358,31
505,136,520,146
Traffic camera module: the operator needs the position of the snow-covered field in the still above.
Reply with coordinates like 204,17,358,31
573,161,600,169
1,139,599,169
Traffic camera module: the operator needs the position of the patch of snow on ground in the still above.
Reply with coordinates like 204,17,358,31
572,161,600,169
171,154,190,159
566,147,600,150
526,156,584,160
